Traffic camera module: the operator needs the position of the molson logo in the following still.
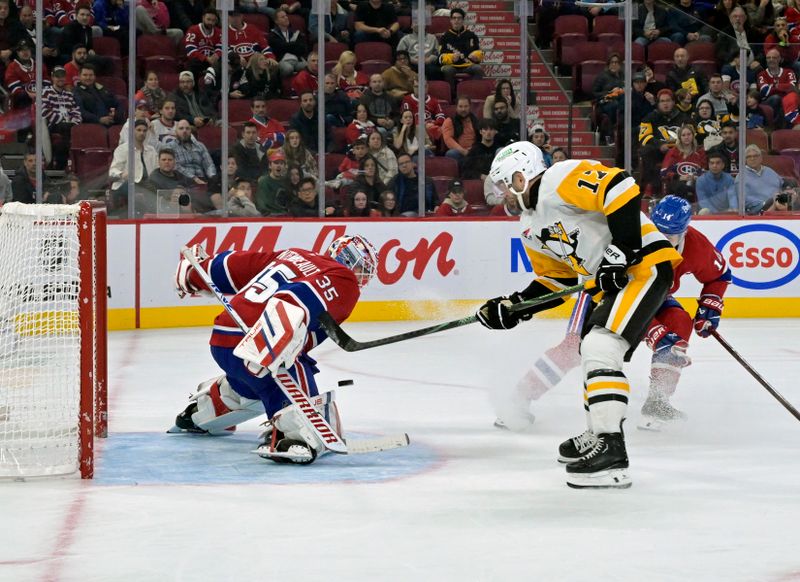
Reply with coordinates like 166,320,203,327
184,225,456,285
716,224,800,290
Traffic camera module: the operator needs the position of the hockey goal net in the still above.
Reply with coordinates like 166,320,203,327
0,201,107,479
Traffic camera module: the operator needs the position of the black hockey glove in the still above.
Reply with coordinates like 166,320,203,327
595,243,636,293
476,292,533,330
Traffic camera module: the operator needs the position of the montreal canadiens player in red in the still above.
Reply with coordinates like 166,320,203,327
494,195,731,432
168,234,379,464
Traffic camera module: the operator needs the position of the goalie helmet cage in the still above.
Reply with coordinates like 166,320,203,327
0,201,107,480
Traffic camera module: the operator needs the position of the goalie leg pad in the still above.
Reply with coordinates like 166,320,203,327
191,376,265,435
267,390,342,460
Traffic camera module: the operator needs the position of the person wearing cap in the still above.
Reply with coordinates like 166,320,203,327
4,38,46,111
171,70,217,129
117,98,158,149
435,179,473,216
531,124,553,167
109,118,159,206
438,7,483,89
41,66,81,170
255,150,290,215
638,88,690,196
73,63,122,126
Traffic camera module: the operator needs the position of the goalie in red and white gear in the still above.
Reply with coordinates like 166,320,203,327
169,235,379,465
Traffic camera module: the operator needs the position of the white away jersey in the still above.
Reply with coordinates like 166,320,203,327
519,159,678,290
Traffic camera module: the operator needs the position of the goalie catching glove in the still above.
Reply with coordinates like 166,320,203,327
233,297,308,377
595,243,638,293
175,244,210,298
694,294,723,338
477,292,534,330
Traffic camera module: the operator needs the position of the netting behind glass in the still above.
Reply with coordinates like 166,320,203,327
0,203,83,478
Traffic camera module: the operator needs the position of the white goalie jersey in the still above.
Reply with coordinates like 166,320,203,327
519,159,678,288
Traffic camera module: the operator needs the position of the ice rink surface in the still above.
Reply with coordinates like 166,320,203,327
2,317,800,582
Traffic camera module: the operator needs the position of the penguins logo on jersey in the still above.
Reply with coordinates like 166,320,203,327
536,222,591,276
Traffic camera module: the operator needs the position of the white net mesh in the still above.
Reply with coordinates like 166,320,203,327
0,203,85,478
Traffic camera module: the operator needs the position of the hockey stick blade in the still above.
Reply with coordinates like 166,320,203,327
318,283,585,352
711,330,800,422
346,433,410,454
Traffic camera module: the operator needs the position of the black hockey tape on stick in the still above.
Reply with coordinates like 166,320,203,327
711,330,800,422
319,283,585,352
338,379,354,387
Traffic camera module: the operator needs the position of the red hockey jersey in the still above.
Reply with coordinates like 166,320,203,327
4,58,46,99
670,225,730,298
228,23,274,62
188,249,361,349
183,24,222,62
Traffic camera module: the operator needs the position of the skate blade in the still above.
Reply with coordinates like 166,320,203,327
252,445,314,463
637,415,666,432
557,454,589,464
166,425,235,436
493,415,535,433
566,468,632,489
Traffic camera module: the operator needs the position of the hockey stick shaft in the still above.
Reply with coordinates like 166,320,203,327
711,330,800,422
181,248,349,453
318,283,585,352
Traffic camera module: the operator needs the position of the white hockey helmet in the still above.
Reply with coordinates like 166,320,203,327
326,234,379,288
488,141,547,211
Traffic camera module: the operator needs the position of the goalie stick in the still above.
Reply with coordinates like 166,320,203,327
180,248,410,456
711,330,800,422
318,283,586,352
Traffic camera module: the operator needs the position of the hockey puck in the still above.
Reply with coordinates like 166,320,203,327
338,379,354,387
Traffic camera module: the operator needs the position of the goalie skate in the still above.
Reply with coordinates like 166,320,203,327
253,438,318,465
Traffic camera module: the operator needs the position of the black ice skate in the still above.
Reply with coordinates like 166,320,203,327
565,432,631,489
166,403,207,434
637,393,687,432
557,430,598,463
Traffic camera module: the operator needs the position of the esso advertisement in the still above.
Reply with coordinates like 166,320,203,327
715,223,800,291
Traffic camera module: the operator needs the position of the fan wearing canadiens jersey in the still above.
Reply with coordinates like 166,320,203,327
477,141,681,489
169,235,379,465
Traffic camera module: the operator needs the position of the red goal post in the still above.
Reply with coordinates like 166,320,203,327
0,201,107,479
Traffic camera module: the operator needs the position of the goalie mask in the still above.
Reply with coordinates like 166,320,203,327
489,141,547,211
326,234,379,288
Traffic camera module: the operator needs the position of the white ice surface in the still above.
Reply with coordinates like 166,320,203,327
2,318,800,582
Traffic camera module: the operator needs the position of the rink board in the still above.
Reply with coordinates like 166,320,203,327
103,217,800,329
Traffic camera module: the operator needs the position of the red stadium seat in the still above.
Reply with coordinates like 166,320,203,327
227,100,253,125
591,14,623,44
554,15,589,64
359,60,391,76
763,154,799,179
561,40,606,69
108,125,121,147
456,78,496,101
196,126,237,153
265,99,300,123
136,34,177,58
354,42,393,65
428,80,453,104
159,72,179,93
646,41,680,65
770,129,800,153
325,153,345,179
73,147,112,187
429,15,450,35
288,14,306,33
746,129,769,153
574,61,606,101
462,179,484,205
424,156,459,179
143,56,179,76
243,13,270,30
685,41,716,62
319,41,347,63
70,123,108,149
97,76,127,98
93,36,121,56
